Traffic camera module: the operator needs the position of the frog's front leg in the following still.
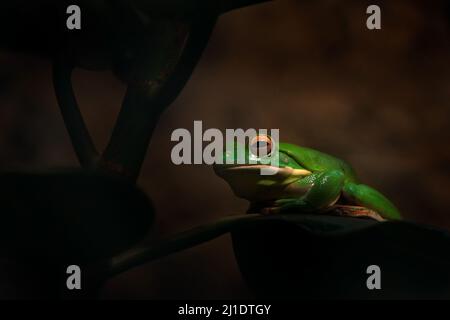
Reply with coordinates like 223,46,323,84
267,170,345,214
342,182,402,220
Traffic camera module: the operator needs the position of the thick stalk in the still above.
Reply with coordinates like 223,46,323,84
106,214,263,277
101,17,218,180
52,58,99,168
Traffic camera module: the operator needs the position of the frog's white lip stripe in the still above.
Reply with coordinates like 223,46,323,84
218,165,312,177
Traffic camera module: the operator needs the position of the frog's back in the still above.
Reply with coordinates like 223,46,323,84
279,143,358,183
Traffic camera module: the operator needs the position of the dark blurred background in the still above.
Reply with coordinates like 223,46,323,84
0,0,449,298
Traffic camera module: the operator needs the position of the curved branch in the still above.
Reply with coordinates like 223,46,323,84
52,58,99,168
101,17,218,180
104,206,384,278
106,213,263,278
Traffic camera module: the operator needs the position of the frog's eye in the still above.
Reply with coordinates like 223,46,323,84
250,135,273,158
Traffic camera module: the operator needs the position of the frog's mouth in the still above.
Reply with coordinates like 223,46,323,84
214,164,312,201
216,164,311,179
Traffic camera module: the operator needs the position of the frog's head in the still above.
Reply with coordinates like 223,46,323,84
213,135,311,202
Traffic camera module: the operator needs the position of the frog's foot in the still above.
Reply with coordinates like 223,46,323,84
342,182,402,220
260,206,282,215
256,170,345,215
260,198,316,215
259,201,385,222
324,205,385,222
259,170,345,215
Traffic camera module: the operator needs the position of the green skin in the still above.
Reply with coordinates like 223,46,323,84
213,141,402,220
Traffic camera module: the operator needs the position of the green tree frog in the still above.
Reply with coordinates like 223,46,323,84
213,135,401,220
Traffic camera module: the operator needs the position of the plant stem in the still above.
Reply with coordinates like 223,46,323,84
106,214,263,278
52,58,99,168
105,207,384,279
101,17,217,181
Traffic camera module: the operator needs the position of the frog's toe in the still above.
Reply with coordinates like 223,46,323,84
274,198,295,206
274,198,302,213
259,200,292,214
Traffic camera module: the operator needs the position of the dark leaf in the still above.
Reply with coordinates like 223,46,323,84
231,214,450,299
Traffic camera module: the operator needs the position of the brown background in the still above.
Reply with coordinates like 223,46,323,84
0,0,449,298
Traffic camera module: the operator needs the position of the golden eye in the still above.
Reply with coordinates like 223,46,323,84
250,135,273,157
